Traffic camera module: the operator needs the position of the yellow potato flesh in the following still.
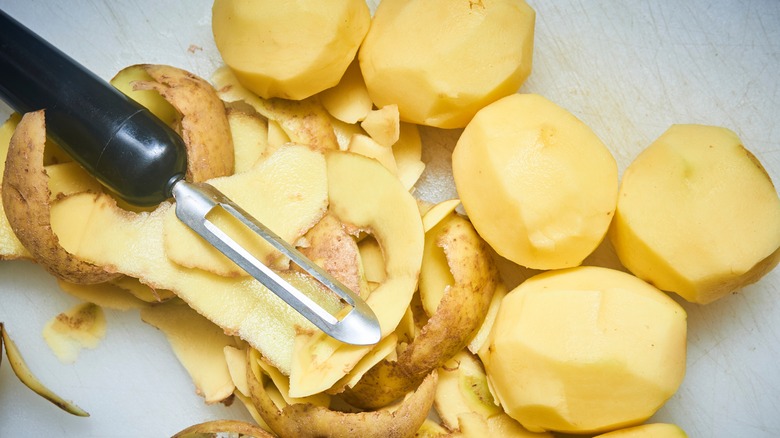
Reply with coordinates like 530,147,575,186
57,280,149,311
212,66,339,152
110,276,175,303
348,133,399,176
320,59,373,124
358,237,387,284
419,213,457,317
359,0,535,128
480,266,687,434
141,299,237,404
457,412,552,438
323,150,425,333
435,350,501,430
332,333,398,391
392,122,426,190
421,199,461,233
330,116,365,151
467,283,507,355
453,93,618,270
212,0,370,100
609,124,780,304
45,162,102,200
0,114,29,260
226,108,269,173
361,104,400,147
249,364,438,438
224,346,250,397
109,65,179,126
42,302,106,364
594,423,688,438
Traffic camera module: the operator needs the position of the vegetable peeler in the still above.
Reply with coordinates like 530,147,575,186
0,10,381,346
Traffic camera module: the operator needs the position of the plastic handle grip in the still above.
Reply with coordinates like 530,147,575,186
0,9,187,206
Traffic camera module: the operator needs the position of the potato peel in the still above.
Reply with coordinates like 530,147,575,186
172,419,276,438
0,111,118,284
130,64,234,182
43,302,107,364
248,351,437,438
212,66,339,152
297,213,365,297
0,113,31,260
343,215,498,409
0,323,89,417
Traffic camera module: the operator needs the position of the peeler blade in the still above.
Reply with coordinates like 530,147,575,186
170,179,382,346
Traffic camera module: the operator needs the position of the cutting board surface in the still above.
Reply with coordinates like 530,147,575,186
0,1,778,436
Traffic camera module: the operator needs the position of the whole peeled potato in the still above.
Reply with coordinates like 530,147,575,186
212,0,370,100
452,93,618,270
359,0,535,129
480,266,687,435
609,124,780,304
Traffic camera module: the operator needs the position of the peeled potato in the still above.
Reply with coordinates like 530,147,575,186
593,423,688,438
359,0,535,128
609,124,780,304
480,266,687,434
453,93,618,270
212,0,370,100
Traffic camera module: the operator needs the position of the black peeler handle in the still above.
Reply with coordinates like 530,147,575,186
0,9,187,206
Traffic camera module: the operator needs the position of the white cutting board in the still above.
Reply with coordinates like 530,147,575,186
0,1,778,437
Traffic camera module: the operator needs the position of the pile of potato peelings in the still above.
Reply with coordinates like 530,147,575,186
1,1,778,437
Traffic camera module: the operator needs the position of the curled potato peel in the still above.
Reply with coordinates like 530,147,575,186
1,111,118,284
343,214,498,409
1,323,89,417
213,66,339,152
248,349,437,438
287,151,424,398
114,64,234,182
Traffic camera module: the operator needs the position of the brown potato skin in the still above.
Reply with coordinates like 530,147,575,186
343,216,498,409
1,111,118,284
131,64,234,182
172,419,276,438
248,355,437,438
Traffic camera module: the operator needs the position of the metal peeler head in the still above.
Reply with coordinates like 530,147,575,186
170,179,382,346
